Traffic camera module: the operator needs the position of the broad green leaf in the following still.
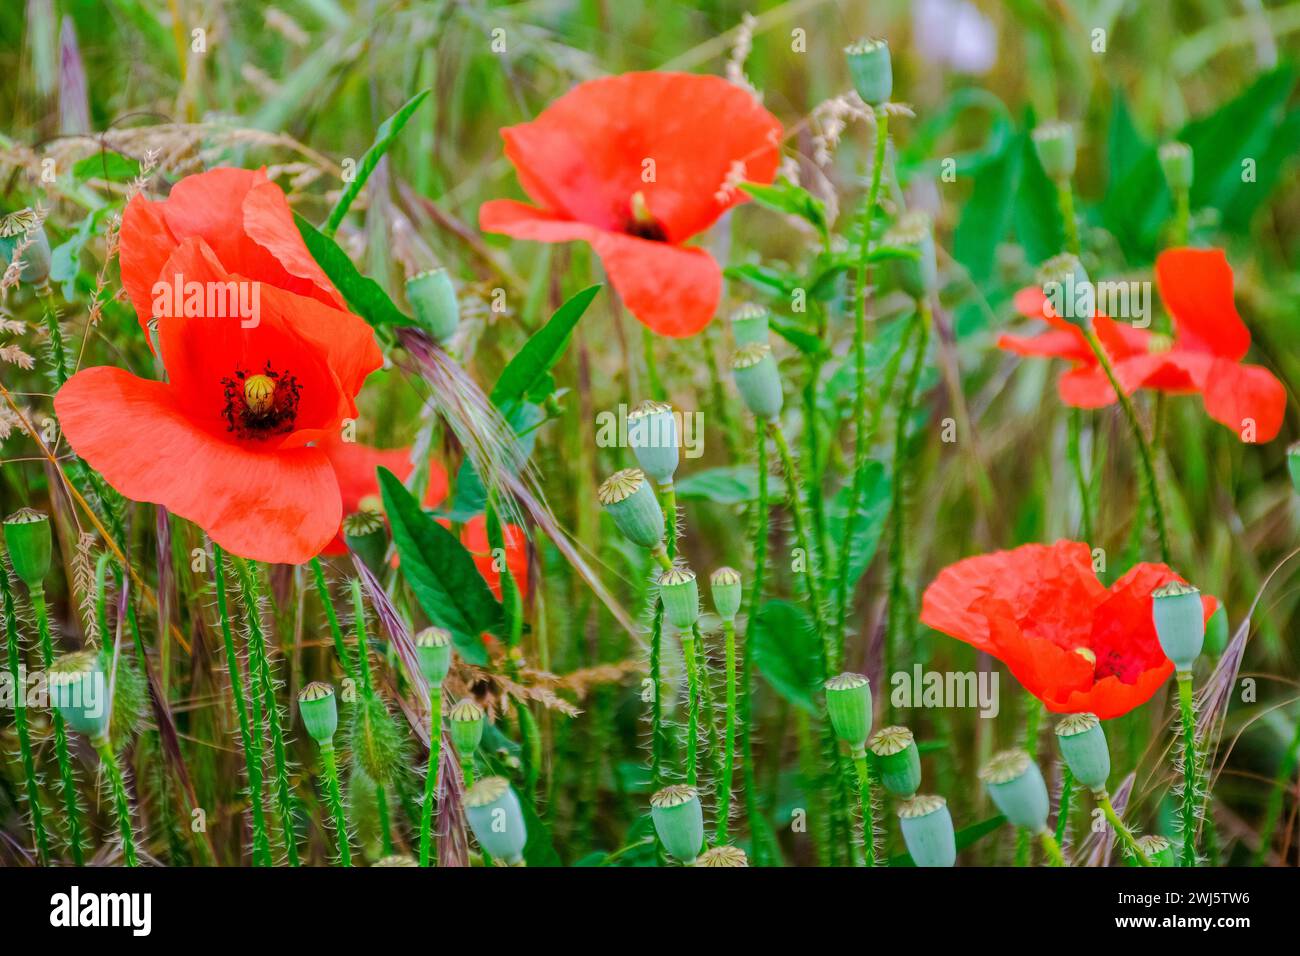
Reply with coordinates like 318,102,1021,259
724,262,795,297
768,314,826,356
953,132,1020,284
741,178,828,242
1012,116,1065,264
295,214,411,329
324,89,431,236
49,207,113,300
674,465,785,504
751,600,820,714
1100,90,1168,261
379,467,500,663
73,151,139,183
826,460,892,589
490,285,600,410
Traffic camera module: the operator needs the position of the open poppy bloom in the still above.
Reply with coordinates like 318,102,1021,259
319,434,450,555
920,541,1216,718
55,168,383,565
999,248,1286,442
479,71,782,337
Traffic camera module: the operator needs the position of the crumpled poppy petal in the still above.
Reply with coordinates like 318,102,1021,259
998,329,1091,361
461,514,529,600
590,230,720,337
1197,357,1287,442
242,176,345,309
479,200,604,244
1156,248,1250,360
55,367,340,565
119,194,179,344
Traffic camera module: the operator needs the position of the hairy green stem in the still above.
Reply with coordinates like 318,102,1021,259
1176,672,1199,866
32,585,85,864
851,750,877,866
1,566,48,864
718,618,738,842
1056,181,1080,257
681,630,700,787
319,745,351,866
420,688,443,866
1039,829,1066,867
1055,764,1074,844
310,557,356,681
1096,789,1151,866
742,428,769,861
95,736,138,866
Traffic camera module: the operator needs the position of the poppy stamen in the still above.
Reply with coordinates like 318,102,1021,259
221,360,301,439
626,191,667,242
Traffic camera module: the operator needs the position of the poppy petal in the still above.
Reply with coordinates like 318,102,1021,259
119,195,179,343
55,367,340,564
997,329,1092,361
590,230,721,338
1198,358,1287,442
1155,248,1250,360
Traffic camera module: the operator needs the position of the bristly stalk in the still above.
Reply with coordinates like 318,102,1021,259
419,687,443,867
742,427,769,862
1,562,48,864
718,617,738,842
1055,181,1081,258
95,736,138,866
1096,789,1151,865
1055,764,1074,845
349,577,394,855
650,597,668,792
680,626,700,787
30,582,85,864
212,544,271,866
310,557,356,681
851,749,877,866
1176,672,1200,865
1039,829,1066,867
37,285,70,387
320,743,352,866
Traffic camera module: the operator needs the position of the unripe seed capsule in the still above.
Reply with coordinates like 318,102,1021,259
695,845,749,867
1135,834,1176,867
343,510,388,578
297,682,339,745
415,626,454,685
1037,253,1094,326
0,209,52,286
869,725,921,797
464,776,528,865
449,698,485,759
627,400,679,486
898,794,956,867
1158,142,1194,192
658,566,700,630
597,468,666,550
1151,581,1205,672
3,508,52,588
48,650,110,741
980,749,1050,832
729,303,770,347
844,37,892,106
883,211,938,300
406,267,460,344
650,784,704,864
1054,712,1110,791
731,344,783,422
709,566,743,621
824,673,873,751
1032,121,1077,181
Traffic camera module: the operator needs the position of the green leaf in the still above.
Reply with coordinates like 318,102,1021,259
751,600,820,714
324,89,431,237
953,132,1020,285
1013,117,1065,264
888,815,1005,866
826,460,892,589
49,207,112,299
1100,90,1168,261
723,262,796,297
379,467,500,663
490,285,600,410
295,213,411,329
741,178,828,242
768,313,826,356
674,466,785,505
72,151,140,183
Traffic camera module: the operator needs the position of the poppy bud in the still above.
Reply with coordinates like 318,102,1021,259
730,303,770,347
844,37,892,106
343,510,388,578
883,211,938,300
650,784,704,864
1203,603,1229,658
695,845,749,867
898,794,956,867
0,209,52,286
406,267,459,344
824,673,872,751
415,626,453,685
627,400,679,486
658,566,699,630
1151,581,1204,673
3,508,52,588
597,468,665,551
1031,121,1076,182
1054,712,1110,791
1037,253,1094,326
449,698,485,759
373,854,418,867
979,749,1050,832
350,693,405,783
297,682,339,745
49,650,110,741
731,344,783,423
464,776,528,865
869,725,921,797
1158,142,1194,192
1135,834,1176,867
709,566,743,621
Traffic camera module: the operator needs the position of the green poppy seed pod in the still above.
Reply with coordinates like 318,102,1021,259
3,508,53,588
627,400,679,486
351,692,405,783
1136,834,1176,867
48,650,110,741
0,209,52,286
979,749,1050,832
415,626,453,685
709,566,743,621
869,725,921,797
597,468,666,550
464,776,528,865
845,37,892,105
731,344,783,423
1031,121,1077,182
1054,713,1110,791
1288,442,1300,496
824,673,873,751
449,698,485,759
1037,252,1094,326
658,566,700,630
373,854,419,867
297,682,339,745
695,845,749,867
1151,581,1205,673
883,211,939,300
406,267,460,344
898,795,956,867
343,510,388,578
650,785,704,864
1203,603,1229,658
1158,142,1194,193
730,303,770,346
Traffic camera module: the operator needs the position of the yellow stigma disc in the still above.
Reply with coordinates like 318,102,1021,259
243,374,276,414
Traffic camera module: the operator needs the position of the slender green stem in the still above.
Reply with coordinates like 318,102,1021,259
662,483,678,560
642,325,665,400
1096,789,1151,866
213,545,270,866
1039,829,1066,867
1170,187,1190,247
1015,827,1031,866
1056,181,1081,257
1254,707,1300,865
1,566,48,864
1176,672,1199,866
319,745,351,866
462,759,475,790
680,630,699,787
718,618,738,842
650,597,667,793
1023,697,1043,756
375,783,394,855
851,750,877,866
310,557,355,681
692,622,723,788
742,427,769,861
31,585,85,864
420,688,443,866
1066,409,1093,542
769,422,830,670
95,737,138,866
1081,327,1171,564
1055,764,1074,844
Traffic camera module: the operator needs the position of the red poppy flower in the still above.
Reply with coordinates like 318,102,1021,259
998,248,1286,442
54,168,383,565
318,434,450,555
449,514,529,601
479,71,782,338
920,541,1216,718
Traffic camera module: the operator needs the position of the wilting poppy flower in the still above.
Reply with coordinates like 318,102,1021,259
920,541,1216,718
55,168,383,564
999,248,1286,442
479,71,782,338
319,434,450,555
